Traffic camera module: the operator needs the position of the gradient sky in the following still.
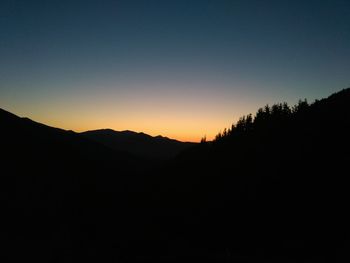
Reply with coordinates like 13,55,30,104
1,0,349,141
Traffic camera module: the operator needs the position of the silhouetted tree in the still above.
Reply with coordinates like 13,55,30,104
213,99,312,142
292,99,309,114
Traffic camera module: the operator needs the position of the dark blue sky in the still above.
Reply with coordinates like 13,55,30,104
1,0,349,140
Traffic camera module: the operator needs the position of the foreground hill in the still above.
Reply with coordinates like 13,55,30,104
149,88,350,262
81,129,195,160
0,108,146,262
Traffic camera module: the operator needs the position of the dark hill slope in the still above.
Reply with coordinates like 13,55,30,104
142,88,350,262
0,108,138,165
81,129,196,160
0,108,143,190
0,108,147,262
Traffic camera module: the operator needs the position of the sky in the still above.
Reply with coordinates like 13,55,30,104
0,0,349,142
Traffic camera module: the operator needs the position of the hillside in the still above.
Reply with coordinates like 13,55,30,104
0,108,147,262
147,88,350,262
0,108,140,164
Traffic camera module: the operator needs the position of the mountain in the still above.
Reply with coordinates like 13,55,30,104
0,108,143,171
150,88,350,262
81,129,196,160
2,88,350,262
0,108,148,262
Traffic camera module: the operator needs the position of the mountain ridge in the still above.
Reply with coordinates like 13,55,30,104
81,128,196,160
0,107,196,161
83,128,180,142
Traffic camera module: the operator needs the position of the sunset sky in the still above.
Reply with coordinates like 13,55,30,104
1,0,349,141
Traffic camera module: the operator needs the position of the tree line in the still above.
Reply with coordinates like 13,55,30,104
209,99,310,142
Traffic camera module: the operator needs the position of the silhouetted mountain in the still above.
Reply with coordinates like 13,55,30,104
1,108,139,160
151,88,350,262
0,108,147,262
2,88,350,262
81,129,196,160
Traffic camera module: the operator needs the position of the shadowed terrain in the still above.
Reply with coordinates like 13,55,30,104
1,88,350,262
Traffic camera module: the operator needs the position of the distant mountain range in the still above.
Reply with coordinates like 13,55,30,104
81,129,196,160
0,108,195,162
0,108,136,165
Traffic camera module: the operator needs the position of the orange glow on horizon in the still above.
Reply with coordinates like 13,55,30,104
0,85,268,143
40,115,233,143
1,104,237,143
